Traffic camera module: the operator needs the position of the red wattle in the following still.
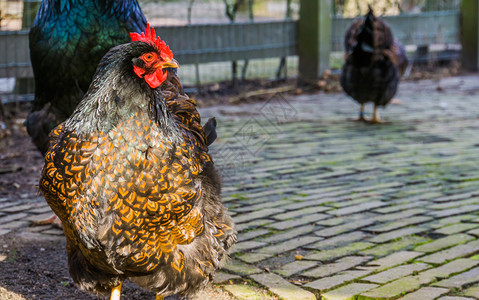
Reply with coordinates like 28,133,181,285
144,69,167,89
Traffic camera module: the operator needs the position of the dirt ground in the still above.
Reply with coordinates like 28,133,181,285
0,233,235,300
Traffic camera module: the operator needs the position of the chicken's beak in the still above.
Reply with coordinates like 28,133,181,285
155,58,180,70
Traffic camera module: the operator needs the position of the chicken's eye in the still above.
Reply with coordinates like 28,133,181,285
142,53,156,62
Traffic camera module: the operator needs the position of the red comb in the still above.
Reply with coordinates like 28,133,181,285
130,24,173,61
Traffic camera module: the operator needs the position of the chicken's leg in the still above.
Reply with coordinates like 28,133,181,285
156,295,164,300
371,104,382,123
358,103,366,121
111,283,122,300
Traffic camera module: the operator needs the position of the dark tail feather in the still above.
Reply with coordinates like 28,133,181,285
353,6,376,54
204,117,217,146
25,103,59,155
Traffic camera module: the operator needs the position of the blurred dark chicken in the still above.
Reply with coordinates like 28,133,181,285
340,6,408,123
40,25,236,299
26,0,147,155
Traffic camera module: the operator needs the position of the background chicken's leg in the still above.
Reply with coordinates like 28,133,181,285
372,104,382,123
359,103,366,121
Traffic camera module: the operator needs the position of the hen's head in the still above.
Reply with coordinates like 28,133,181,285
130,24,179,89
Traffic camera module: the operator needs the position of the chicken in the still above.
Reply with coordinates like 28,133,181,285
39,24,236,299
340,6,408,123
26,0,147,155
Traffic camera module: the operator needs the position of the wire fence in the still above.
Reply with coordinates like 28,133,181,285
0,0,463,103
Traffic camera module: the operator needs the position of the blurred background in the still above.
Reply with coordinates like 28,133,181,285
0,0,464,104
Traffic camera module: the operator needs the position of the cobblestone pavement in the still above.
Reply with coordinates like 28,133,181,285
2,75,479,299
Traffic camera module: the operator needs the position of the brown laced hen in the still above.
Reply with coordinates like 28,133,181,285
341,6,408,123
40,24,236,300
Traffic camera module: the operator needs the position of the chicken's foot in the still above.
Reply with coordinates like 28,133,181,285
358,103,366,121
156,294,164,300
110,283,122,300
371,104,382,123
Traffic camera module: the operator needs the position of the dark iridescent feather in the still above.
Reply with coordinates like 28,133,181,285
26,0,147,154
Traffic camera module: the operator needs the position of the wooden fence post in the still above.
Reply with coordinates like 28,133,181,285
461,0,479,71
298,0,332,85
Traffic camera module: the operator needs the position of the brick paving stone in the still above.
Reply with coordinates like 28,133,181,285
372,208,428,223
330,197,371,209
359,251,423,272
419,239,479,264
27,205,53,214
222,284,267,299
362,236,429,257
365,216,432,233
373,201,428,214
274,260,319,277
464,284,479,298
266,213,329,230
0,204,35,213
432,192,477,203
359,275,436,299
429,205,479,218
282,199,334,210
369,226,428,243
434,266,479,288
437,297,475,300
430,215,478,229
26,226,51,233
272,206,330,220
415,234,475,253
236,219,273,232
315,219,376,238
322,283,378,300
256,236,322,254
249,273,316,300
305,270,371,291
429,198,479,210
236,252,273,264
302,256,372,278
326,201,386,216
0,220,29,230
315,215,360,227
0,201,22,210
213,272,241,283
434,223,479,235
0,213,28,224
237,229,270,242
232,199,292,213
221,260,263,275
362,263,429,284
421,258,479,279
41,229,64,236
233,208,284,224
259,224,316,243
230,241,267,254
398,287,449,300
305,242,374,261
307,231,369,250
